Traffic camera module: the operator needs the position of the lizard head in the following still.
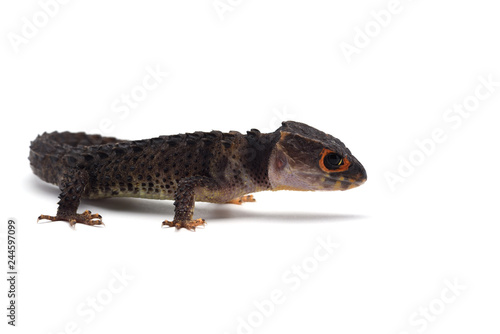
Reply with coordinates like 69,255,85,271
268,121,367,191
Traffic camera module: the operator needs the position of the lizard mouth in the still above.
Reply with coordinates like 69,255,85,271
330,177,366,191
328,161,367,190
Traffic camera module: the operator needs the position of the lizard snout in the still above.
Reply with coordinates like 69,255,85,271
329,158,367,191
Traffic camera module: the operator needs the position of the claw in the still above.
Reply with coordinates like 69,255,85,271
37,214,57,223
162,218,206,231
37,210,104,228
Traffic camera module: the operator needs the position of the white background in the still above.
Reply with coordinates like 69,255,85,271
1,1,499,333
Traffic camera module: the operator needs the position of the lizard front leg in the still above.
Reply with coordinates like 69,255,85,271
162,176,220,231
37,169,103,228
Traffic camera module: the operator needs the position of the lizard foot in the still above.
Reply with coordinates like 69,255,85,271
38,210,104,228
226,195,256,205
162,218,206,231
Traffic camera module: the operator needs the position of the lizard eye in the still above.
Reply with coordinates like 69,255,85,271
324,153,343,169
319,148,351,172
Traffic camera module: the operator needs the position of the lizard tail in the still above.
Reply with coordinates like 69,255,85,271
29,131,121,185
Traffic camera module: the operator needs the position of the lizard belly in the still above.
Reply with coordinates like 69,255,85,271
86,177,177,200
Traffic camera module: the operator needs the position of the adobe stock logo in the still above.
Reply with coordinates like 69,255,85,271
385,74,499,191
212,0,245,21
222,235,340,334
92,64,169,135
47,267,134,334
7,0,71,54
397,278,466,334
339,0,416,64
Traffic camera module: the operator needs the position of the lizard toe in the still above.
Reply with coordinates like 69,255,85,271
162,218,206,231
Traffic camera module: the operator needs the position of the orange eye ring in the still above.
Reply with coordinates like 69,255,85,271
319,148,350,173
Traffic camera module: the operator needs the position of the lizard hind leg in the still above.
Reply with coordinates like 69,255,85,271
37,169,104,228
38,210,103,228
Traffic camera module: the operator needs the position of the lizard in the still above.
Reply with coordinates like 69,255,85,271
29,121,367,230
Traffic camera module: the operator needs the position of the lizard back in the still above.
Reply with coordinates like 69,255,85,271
29,130,279,202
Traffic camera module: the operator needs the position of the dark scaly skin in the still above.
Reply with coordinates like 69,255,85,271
29,121,367,230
